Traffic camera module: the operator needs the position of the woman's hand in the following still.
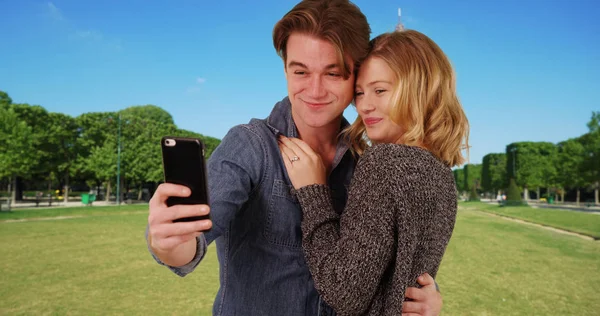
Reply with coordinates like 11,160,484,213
278,135,327,189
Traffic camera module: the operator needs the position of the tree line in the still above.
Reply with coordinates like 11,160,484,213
2,89,598,205
454,112,600,205
0,90,221,203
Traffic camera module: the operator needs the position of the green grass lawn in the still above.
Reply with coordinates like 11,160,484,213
461,201,600,239
0,205,220,315
0,204,146,221
1,204,599,315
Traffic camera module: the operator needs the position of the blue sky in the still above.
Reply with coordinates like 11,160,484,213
1,0,598,166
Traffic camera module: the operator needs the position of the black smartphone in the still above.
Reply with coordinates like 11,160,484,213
161,136,211,225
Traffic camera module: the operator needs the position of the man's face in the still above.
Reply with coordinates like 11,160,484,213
284,33,355,131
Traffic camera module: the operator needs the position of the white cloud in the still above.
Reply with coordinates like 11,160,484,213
46,2,122,52
47,2,64,21
187,77,207,94
75,30,103,41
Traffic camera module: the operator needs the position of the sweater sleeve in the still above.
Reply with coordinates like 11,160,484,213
295,147,420,315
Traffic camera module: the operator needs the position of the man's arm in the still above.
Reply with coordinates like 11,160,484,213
146,125,266,276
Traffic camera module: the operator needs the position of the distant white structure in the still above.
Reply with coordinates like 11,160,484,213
395,8,405,31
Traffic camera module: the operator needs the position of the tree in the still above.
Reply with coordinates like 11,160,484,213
85,140,118,201
0,90,12,108
463,164,482,193
9,103,55,198
453,168,465,195
74,112,118,189
556,138,586,204
581,112,600,205
505,178,524,206
118,106,178,200
0,107,36,201
481,153,506,197
46,113,80,202
506,142,557,201
0,90,223,202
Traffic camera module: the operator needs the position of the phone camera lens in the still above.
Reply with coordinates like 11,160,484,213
165,139,176,147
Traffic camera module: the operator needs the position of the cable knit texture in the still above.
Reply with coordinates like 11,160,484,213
295,143,457,316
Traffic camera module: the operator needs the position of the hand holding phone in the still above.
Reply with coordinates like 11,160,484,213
147,183,211,267
147,136,213,266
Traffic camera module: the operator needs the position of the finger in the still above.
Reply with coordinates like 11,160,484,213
155,231,202,250
279,141,290,160
279,140,298,163
279,136,306,157
279,143,294,171
417,273,435,287
160,219,213,237
405,287,427,302
165,204,211,222
150,183,191,208
149,204,207,225
402,301,425,314
288,138,317,158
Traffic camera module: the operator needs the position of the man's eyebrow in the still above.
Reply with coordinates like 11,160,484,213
287,61,341,70
287,61,307,68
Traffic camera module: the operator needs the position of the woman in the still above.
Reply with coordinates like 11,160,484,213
278,29,469,315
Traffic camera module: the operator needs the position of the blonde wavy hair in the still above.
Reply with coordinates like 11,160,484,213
342,30,470,167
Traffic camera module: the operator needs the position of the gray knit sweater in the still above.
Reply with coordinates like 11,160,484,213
295,143,457,316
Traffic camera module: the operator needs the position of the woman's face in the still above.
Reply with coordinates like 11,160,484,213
355,57,404,144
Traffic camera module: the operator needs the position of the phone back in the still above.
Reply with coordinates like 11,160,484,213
161,137,209,210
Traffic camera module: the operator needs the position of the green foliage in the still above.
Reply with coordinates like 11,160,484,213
556,138,586,189
580,112,600,193
8,103,54,179
453,168,465,193
463,163,482,192
481,153,506,193
86,140,118,185
0,91,12,107
505,178,525,206
47,113,80,187
0,90,221,193
0,107,36,179
506,142,557,190
117,107,179,186
586,111,599,133
468,185,480,201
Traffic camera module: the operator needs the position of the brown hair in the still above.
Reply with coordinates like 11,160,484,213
344,30,470,167
272,0,371,79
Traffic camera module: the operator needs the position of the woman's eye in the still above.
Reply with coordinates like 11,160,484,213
375,89,386,94
355,91,364,97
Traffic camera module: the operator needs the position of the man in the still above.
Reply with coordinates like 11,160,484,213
146,1,442,315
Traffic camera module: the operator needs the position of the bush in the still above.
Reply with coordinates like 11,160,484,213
504,178,526,206
468,186,480,201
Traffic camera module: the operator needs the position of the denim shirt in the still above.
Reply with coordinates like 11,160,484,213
149,97,356,316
